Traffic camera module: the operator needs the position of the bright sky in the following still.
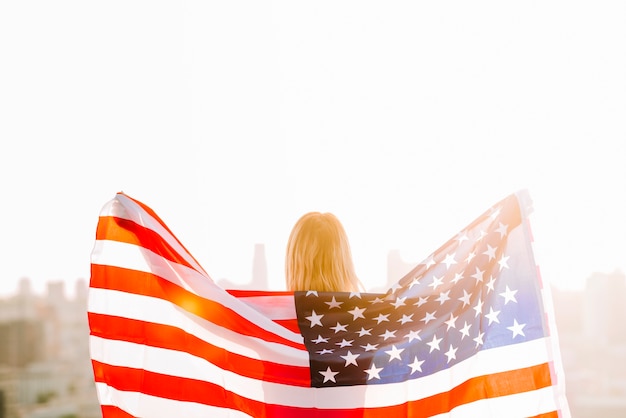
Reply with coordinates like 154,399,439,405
1,2,624,298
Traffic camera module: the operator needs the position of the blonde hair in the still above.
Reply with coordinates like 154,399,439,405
285,212,360,292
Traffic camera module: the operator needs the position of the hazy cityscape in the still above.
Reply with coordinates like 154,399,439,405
0,244,624,418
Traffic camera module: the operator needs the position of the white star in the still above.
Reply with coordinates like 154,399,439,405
340,350,360,367
498,254,510,271
507,319,526,338
473,298,484,317
489,206,501,220
436,290,451,305
442,253,457,269
306,310,323,327
421,311,437,324
347,306,366,320
485,276,496,293
379,329,397,340
317,348,334,354
455,232,469,243
408,356,425,374
357,327,372,337
374,313,390,324
391,296,407,308
388,282,403,293
398,313,414,325
465,252,476,263
485,307,500,325
427,334,442,352
459,321,472,339
429,275,444,290
423,255,436,269
385,345,404,362
476,230,487,241
483,245,497,261
405,329,421,342
325,296,343,309
445,345,458,363
444,313,457,330
471,267,484,283
473,331,484,348
414,296,428,307
499,286,518,304
408,278,421,289
361,343,379,351
496,222,508,238
336,339,354,348
364,363,383,380
370,296,385,304
319,366,339,383
349,292,362,299
330,322,348,333
458,289,471,306
451,272,464,284
306,290,318,297
311,335,329,344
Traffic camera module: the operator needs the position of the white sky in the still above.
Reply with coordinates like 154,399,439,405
1,1,624,297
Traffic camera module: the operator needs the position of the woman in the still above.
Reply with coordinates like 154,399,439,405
285,211,362,292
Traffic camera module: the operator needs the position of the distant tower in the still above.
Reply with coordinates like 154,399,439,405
251,243,268,290
583,269,626,345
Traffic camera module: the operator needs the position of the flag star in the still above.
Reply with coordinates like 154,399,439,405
471,267,484,283
423,255,436,269
459,321,472,339
465,252,476,263
427,334,442,353
455,232,469,243
429,275,444,290
444,313,457,330
473,298,484,317
496,222,508,238
499,286,518,304
398,313,414,325
458,289,471,306
498,254,510,271
312,335,329,344
483,245,497,261
306,310,324,327
391,296,407,308
476,230,487,241
408,357,425,374
421,311,437,324
371,297,385,304
306,290,318,297
405,329,421,342
451,272,464,284
414,296,428,307
349,292,362,299
485,276,496,293
436,290,451,305
364,363,383,380
325,296,343,309
485,307,500,325
374,313,390,324
408,278,421,289
330,322,348,333
474,331,485,348
348,306,366,320
379,329,397,340
385,345,404,362
489,206,501,220
442,253,457,269
336,339,354,348
357,327,372,337
317,348,334,355
507,319,526,338
319,366,339,383
361,343,379,352
445,345,458,363
340,350,360,367
388,282,403,293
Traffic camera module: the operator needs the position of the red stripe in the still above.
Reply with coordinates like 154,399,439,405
93,359,555,418
100,405,135,418
89,312,310,386
90,264,305,350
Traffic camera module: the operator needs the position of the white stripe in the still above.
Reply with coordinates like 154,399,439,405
88,288,308,366
237,295,298,321
430,386,559,418
90,239,303,345
94,382,253,418
90,335,554,409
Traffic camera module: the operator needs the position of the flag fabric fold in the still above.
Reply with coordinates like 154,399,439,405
88,190,570,417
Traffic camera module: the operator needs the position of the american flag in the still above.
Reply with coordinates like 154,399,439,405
88,190,570,417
